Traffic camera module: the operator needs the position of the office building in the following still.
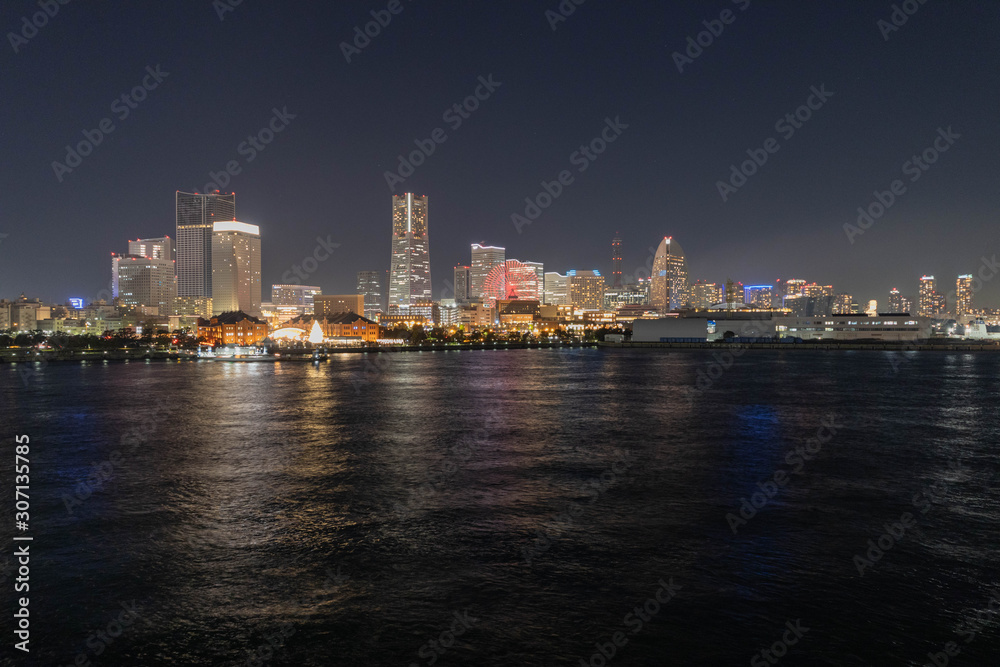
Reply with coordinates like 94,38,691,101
524,261,545,296
470,244,505,300
112,252,177,314
569,270,605,310
211,221,262,317
453,265,471,304
356,271,384,320
832,294,857,314
651,237,689,312
611,234,623,288
176,191,236,298
544,272,570,306
956,274,973,316
315,294,365,318
129,236,174,262
389,193,431,309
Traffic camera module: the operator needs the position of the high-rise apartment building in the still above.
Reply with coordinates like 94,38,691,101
611,234,623,288
176,191,236,298
470,244,505,300
569,270,605,310
357,271,384,320
453,265,471,304
956,274,973,316
918,276,938,317
888,288,912,314
389,193,431,309
832,294,856,314
211,221,261,316
524,261,545,297
651,237,689,312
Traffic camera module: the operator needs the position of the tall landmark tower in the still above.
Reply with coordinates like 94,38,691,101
388,193,431,309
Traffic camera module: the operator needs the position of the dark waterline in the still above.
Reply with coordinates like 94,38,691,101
2,349,998,666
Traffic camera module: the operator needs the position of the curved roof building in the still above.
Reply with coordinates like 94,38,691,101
651,236,689,312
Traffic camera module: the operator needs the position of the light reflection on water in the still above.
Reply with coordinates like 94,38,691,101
1,349,998,665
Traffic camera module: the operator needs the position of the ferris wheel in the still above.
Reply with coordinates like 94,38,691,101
482,260,540,307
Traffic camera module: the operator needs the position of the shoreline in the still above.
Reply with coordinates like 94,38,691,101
2,339,999,365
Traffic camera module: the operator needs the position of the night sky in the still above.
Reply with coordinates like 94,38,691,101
2,1,998,306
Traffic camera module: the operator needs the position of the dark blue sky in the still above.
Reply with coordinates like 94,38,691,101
2,1,998,306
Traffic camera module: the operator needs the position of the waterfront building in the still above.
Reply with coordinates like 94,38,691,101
691,281,721,309
197,310,269,346
389,193,431,308
744,285,773,309
651,237,689,312
211,221,262,317
176,191,236,298
287,312,381,342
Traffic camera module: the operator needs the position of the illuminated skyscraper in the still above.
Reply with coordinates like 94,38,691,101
832,294,857,314
611,234,623,288
129,236,174,262
651,237,689,312
544,272,569,305
888,288,912,314
112,253,176,314
211,221,261,316
956,274,973,316
389,193,431,309
176,191,236,298
470,244,505,299
918,276,937,317
356,271,384,320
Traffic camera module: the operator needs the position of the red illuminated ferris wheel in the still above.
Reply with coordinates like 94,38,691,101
482,260,540,307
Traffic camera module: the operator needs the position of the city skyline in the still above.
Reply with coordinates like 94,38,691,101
2,4,998,308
